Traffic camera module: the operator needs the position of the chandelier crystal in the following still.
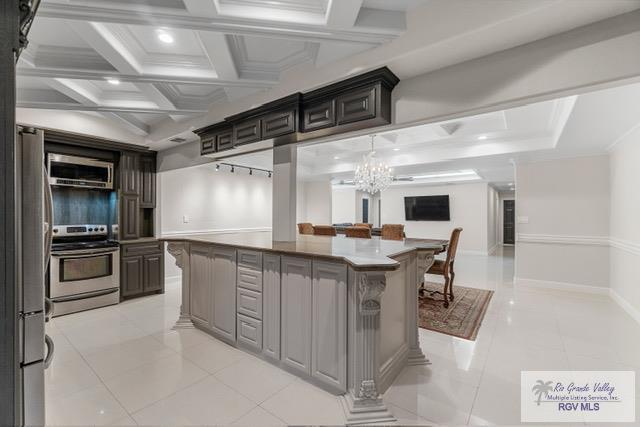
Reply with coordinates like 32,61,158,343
354,135,394,194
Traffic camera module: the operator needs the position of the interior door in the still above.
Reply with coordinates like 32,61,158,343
503,200,515,244
362,198,369,223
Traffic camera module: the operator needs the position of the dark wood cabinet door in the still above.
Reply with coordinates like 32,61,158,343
201,136,215,154
303,100,335,131
140,155,155,208
120,152,140,195
336,86,376,125
143,253,164,292
120,194,140,240
262,110,296,139
234,119,261,146
216,129,234,151
121,255,143,297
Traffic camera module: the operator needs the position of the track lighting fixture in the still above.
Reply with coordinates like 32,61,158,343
249,169,253,175
231,166,235,173
215,164,220,171
268,171,272,178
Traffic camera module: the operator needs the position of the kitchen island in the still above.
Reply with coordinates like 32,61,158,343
162,232,446,425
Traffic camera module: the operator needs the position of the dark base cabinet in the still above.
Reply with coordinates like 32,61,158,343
120,240,164,299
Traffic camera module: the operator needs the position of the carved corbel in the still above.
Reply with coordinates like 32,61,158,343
167,242,185,269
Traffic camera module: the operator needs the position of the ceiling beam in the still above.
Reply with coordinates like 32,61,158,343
17,67,276,88
197,32,238,80
325,0,363,29
16,102,207,115
103,112,150,136
69,22,143,75
37,2,398,45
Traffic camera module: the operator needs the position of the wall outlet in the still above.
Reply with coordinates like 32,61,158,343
517,216,529,224
182,215,190,224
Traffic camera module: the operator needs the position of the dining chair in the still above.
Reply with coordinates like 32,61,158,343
313,225,337,236
345,226,372,239
420,227,463,308
381,224,405,240
354,223,373,229
297,223,314,235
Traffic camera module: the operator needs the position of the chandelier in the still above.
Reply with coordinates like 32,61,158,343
354,135,394,194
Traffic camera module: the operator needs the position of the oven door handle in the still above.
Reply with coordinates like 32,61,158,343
51,248,119,258
51,287,119,303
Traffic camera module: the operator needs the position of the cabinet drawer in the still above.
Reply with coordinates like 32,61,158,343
234,119,261,146
238,250,262,269
262,109,296,139
336,86,376,125
237,287,262,320
121,241,163,256
201,137,215,154
303,100,335,132
216,129,234,151
237,314,262,352
237,266,262,292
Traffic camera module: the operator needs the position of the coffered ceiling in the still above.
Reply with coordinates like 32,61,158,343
17,0,640,149
17,0,420,137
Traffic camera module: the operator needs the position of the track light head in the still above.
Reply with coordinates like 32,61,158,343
249,168,253,175
231,166,235,173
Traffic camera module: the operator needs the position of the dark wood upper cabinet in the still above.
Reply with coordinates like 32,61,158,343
195,67,399,154
201,136,215,154
303,100,335,132
140,155,155,208
120,152,140,195
216,128,234,151
336,86,376,125
262,109,297,139
120,194,140,240
234,118,262,146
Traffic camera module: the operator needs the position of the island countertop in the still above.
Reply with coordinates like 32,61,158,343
160,231,447,271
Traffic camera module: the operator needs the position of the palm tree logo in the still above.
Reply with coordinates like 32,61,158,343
532,380,554,406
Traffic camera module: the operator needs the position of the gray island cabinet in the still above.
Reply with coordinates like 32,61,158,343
162,231,445,425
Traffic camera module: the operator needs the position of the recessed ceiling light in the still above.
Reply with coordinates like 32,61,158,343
393,148,400,151
106,78,120,85
157,31,174,44
333,156,340,160
477,135,488,140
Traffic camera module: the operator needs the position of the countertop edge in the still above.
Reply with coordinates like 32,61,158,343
159,236,444,272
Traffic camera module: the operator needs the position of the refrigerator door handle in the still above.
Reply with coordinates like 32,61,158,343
44,297,54,322
43,162,53,268
44,334,54,369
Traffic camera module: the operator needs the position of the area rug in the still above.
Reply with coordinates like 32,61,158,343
418,282,494,341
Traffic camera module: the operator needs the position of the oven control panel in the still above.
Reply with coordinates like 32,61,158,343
52,224,108,237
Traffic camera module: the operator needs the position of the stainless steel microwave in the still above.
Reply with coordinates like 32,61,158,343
47,154,114,190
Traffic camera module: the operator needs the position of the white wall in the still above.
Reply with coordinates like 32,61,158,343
609,125,640,321
298,181,332,224
380,182,490,254
160,162,272,279
515,156,610,289
331,187,356,224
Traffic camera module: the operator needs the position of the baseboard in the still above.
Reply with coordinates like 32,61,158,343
165,275,180,283
514,277,609,295
162,227,271,236
609,288,640,325
458,249,489,256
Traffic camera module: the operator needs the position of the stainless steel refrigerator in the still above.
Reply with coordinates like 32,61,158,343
16,127,54,425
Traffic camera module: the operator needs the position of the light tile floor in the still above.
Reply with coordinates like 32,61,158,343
45,246,640,426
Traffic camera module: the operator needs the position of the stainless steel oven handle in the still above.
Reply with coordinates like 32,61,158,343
51,248,119,257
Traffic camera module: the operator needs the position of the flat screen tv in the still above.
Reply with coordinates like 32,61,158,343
404,195,450,221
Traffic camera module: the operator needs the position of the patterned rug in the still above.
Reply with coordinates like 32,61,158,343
418,282,494,341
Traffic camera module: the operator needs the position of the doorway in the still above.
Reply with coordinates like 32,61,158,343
503,200,515,244
362,198,369,223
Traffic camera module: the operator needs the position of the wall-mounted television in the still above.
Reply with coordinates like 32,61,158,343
404,195,450,221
